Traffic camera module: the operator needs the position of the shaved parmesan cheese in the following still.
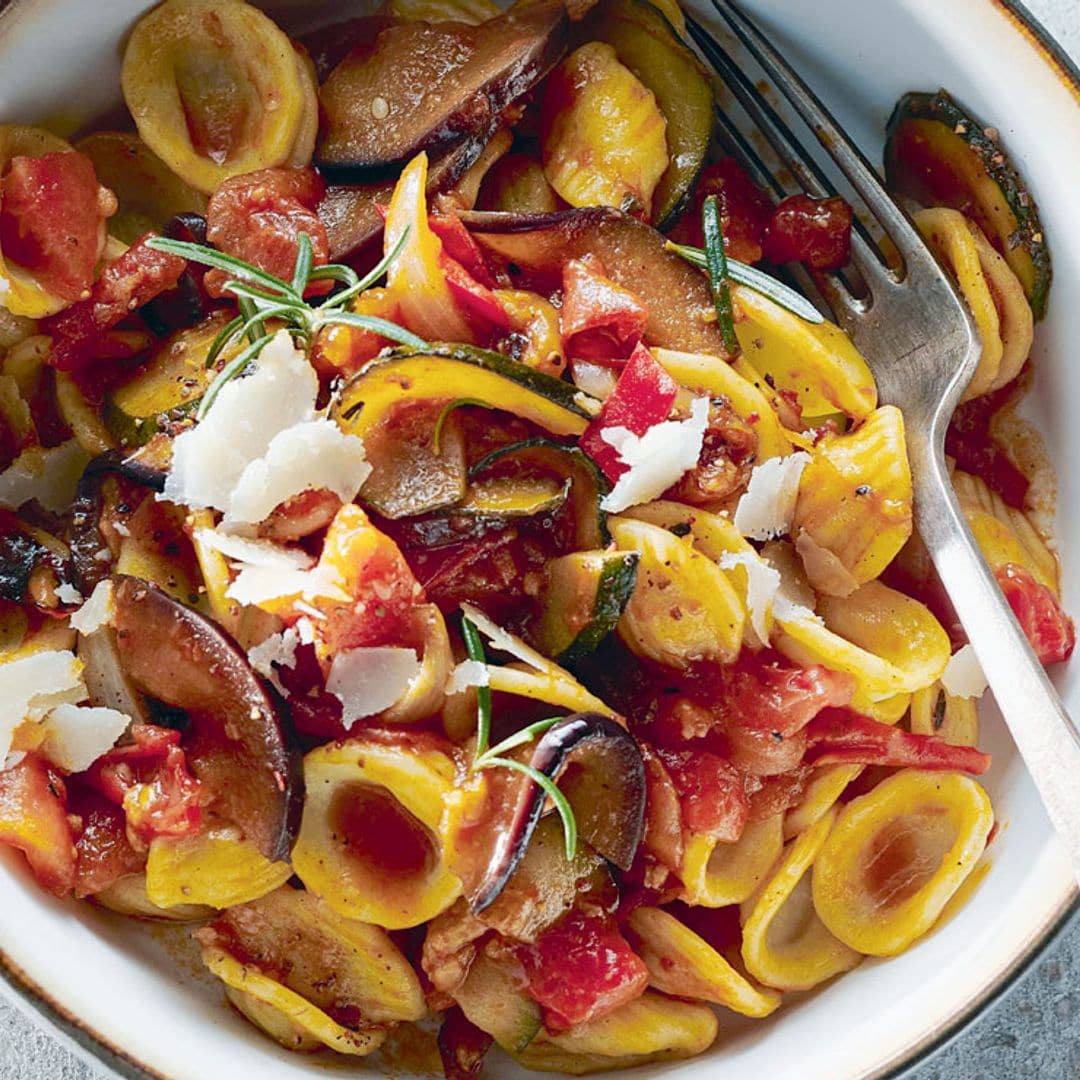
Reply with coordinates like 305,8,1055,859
718,551,780,645
0,651,86,765
446,659,491,695
162,332,370,526
327,647,420,729
599,397,710,513
55,582,83,606
733,452,811,540
248,627,301,695
460,602,549,673
194,527,349,608
38,703,130,772
941,644,988,700
0,439,88,513
70,580,114,635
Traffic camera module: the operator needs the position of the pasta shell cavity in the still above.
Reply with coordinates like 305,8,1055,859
811,769,993,956
291,736,462,929
740,810,862,991
680,813,784,908
793,405,913,595
120,0,316,193
732,284,877,422
516,992,719,1075
196,887,424,1055
610,516,744,668
627,906,780,1017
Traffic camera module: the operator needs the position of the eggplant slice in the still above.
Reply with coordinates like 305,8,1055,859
111,575,299,862
461,207,731,356
316,0,568,178
471,712,645,913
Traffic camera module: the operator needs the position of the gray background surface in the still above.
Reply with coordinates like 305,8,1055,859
2,0,1079,1077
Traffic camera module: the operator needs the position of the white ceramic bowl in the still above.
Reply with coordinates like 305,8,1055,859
0,2,1077,1077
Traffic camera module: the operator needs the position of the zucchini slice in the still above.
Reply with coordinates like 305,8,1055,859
579,0,714,228
885,90,1051,320
456,474,571,517
470,437,610,549
534,549,640,663
334,345,595,440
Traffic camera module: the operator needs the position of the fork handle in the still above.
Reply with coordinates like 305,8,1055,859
911,440,1080,884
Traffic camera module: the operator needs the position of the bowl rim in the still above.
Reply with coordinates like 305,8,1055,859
0,1,1077,1078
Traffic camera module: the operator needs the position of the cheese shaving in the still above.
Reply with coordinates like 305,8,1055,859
55,582,83,606
327,647,421,729
940,644,988,700
733,452,811,540
162,331,370,526
70,580,115,635
718,550,780,645
0,650,86,765
460,602,550,673
247,627,301,695
38,703,131,773
599,397,710,513
0,439,88,513
446,659,491,695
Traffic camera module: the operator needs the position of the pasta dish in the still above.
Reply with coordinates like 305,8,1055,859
0,0,1070,1073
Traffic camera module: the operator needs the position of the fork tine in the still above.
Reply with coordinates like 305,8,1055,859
706,0,924,264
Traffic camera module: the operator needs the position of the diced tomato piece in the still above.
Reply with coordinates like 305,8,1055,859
68,782,144,899
668,158,773,263
43,235,187,370
312,504,425,655
429,214,496,288
804,708,991,774
664,397,758,506
560,255,648,363
0,151,113,301
945,376,1030,509
578,342,678,481
0,754,75,896
439,253,511,336
86,724,202,843
205,167,329,298
518,910,649,1031
655,746,749,842
438,1007,494,1080
747,766,812,821
762,194,853,271
996,562,1076,664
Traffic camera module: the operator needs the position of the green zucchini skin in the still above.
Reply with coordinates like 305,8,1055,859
559,550,640,665
885,89,1051,320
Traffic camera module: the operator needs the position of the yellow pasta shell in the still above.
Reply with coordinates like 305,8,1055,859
793,405,913,594
291,736,462,929
784,763,862,840
811,769,993,956
741,810,862,991
910,683,979,748
628,906,780,1017
680,813,784,907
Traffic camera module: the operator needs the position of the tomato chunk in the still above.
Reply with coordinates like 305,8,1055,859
0,151,113,301
804,708,991,774
43,235,187,370
439,252,511,336
579,342,678,482
205,167,329,298
560,255,648,363
761,194,853,271
518,910,649,1031
668,158,773,263
654,746,748,842
86,724,202,843
996,562,1076,664
69,782,144,898
0,754,75,896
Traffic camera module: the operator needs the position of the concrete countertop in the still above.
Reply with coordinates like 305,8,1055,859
1,0,1078,1077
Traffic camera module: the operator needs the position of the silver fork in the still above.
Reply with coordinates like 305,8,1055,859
689,0,1080,882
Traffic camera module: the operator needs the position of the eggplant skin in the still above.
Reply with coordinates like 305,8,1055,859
315,0,568,178
471,712,646,913
111,575,300,863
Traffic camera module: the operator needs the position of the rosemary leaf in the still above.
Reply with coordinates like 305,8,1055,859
145,236,299,299
291,231,314,296
478,716,563,763
478,756,578,860
702,195,740,356
204,313,245,370
461,616,493,759
315,311,427,349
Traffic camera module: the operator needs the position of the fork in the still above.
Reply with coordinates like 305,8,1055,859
688,0,1080,883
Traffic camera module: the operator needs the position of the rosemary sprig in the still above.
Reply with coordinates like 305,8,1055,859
666,239,825,324
702,195,740,357
145,230,427,419
460,615,578,859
